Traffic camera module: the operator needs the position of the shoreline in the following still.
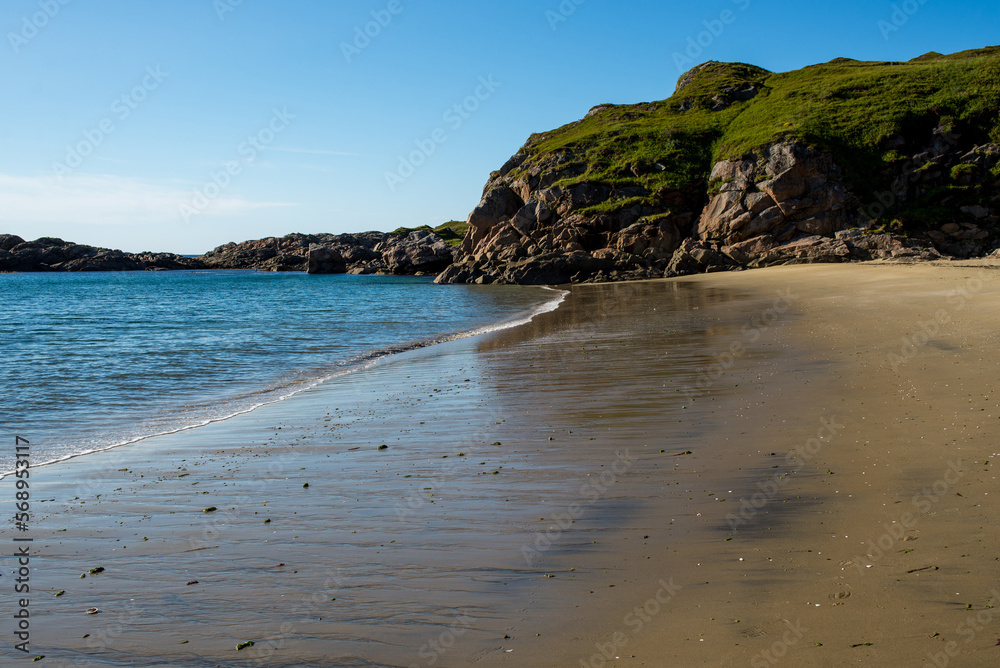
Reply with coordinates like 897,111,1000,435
0,282,566,481
5,273,775,666
4,262,1000,666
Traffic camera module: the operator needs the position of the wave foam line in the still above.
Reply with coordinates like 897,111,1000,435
0,287,568,479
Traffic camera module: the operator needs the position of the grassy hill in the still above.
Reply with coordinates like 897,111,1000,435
503,46,1000,231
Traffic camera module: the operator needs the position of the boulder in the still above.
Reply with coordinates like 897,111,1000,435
307,246,347,274
835,229,947,262
666,239,739,277
462,186,524,253
750,235,851,267
380,231,454,275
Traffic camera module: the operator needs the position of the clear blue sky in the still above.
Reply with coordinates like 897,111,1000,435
1,0,997,254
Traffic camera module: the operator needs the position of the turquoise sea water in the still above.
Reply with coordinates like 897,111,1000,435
0,270,561,475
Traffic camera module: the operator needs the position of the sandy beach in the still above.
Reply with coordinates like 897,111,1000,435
5,262,1000,667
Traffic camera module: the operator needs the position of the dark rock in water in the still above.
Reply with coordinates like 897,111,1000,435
134,252,206,270
307,245,347,274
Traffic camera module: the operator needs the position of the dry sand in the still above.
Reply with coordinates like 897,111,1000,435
3,262,1000,667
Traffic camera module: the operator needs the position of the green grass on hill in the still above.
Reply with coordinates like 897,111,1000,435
507,47,1000,210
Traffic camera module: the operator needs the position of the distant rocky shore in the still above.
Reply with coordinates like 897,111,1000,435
0,235,203,272
0,229,454,276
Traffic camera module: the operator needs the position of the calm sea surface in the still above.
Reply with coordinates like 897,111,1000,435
0,270,562,475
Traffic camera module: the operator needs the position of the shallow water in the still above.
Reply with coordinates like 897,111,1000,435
0,270,559,474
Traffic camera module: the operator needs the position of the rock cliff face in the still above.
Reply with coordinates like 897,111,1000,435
435,159,699,285
437,48,1000,284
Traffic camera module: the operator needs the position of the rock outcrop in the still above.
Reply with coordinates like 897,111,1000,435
378,229,454,275
696,142,856,247
0,235,205,272
200,233,334,272
201,231,454,275
436,48,1000,284
435,157,698,285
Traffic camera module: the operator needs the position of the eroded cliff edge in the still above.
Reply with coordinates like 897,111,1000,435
436,48,1000,284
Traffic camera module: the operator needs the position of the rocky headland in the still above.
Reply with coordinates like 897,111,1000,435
436,47,1000,284
0,228,457,275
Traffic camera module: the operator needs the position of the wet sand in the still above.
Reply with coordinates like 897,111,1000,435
4,262,1000,667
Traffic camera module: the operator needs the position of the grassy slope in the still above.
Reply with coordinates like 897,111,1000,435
506,47,1000,224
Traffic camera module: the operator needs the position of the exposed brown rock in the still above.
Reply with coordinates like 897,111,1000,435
697,142,857,247
378,230,454,275
201,231,452,275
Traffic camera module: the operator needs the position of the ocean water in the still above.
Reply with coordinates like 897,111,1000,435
0,270,562,475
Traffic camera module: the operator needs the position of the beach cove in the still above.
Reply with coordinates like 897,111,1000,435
4,262,1000,667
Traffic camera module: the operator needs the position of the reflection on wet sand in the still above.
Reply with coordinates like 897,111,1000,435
9,275,819,667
